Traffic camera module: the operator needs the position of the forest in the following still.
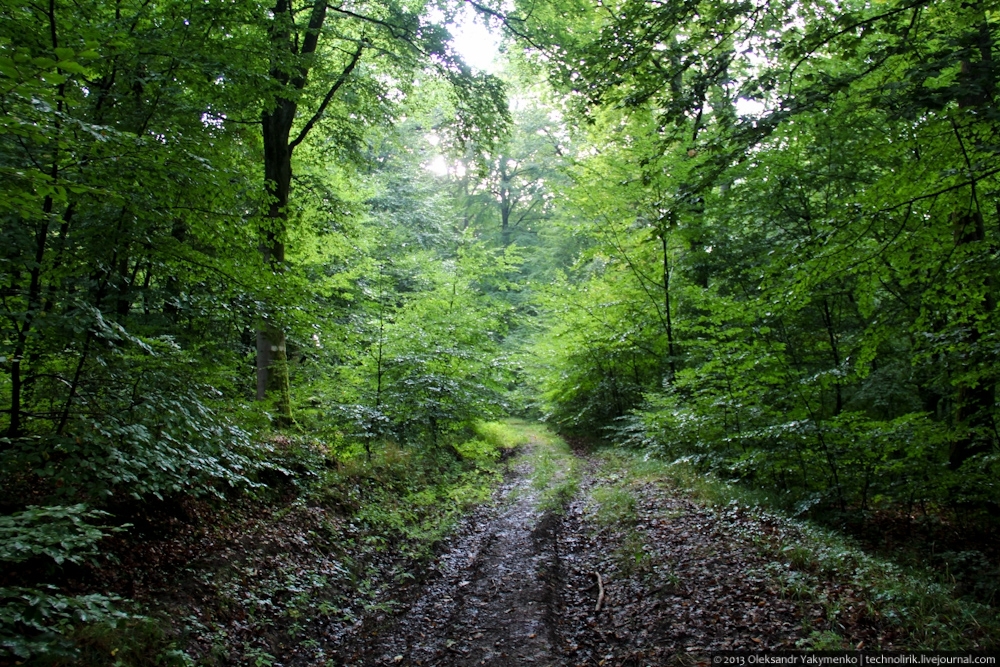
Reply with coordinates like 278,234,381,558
2,0,999,662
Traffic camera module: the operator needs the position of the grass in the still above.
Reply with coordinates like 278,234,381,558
472,420,531,452
587,449,1000,650
589,486,637,527
583,456,655,575
511,421,583,511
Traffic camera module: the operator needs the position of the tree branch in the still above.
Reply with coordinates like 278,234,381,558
462,0,544,52
327,4,422,52
300,0,327,56
289,40,365,151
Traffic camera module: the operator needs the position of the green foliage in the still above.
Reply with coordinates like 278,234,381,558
0,504,120,566
0,0,516,498
456,98,569,250
0,0,271,506
299,118,522,448
454,438,500,464
1,343,261,502
0,504,144,662
522,0,1000,516
532,269,667,432
1,594,189,665
472,419,530,450
0,587,133,661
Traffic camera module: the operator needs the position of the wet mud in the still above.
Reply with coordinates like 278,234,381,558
332,452,563,666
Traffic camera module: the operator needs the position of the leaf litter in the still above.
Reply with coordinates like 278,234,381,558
41,434,991,666
327,440,907,666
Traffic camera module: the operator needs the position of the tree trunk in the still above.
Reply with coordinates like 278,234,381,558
949,210,996,469
660,231,676,382
500,178,512,247
254,0,361,424
820,297,843,416
8,0,64,438
257,97,295,423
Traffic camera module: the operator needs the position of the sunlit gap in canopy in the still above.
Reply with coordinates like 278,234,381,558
422,4,502,177
428,3,502,73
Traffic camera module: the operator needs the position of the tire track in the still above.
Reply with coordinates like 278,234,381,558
331,439,564,666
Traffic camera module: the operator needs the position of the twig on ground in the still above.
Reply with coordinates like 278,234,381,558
594,572,605,612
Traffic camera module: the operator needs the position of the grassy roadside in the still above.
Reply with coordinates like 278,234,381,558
584,449,1000,650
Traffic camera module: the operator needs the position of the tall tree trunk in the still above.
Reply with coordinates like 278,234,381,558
950,210,995,468
254,0,321,423
820,297,843,416
8,0,64,438
258,95,296,423
500,177,512,247
254,0,361,423
6,207,50,439
660,231,676,382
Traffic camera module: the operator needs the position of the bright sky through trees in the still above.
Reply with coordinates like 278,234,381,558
448,6,501,72
423,9,499,176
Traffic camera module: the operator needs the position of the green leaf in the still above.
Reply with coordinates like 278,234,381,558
39,71,67,85
57,60,88,75
0,57,20,78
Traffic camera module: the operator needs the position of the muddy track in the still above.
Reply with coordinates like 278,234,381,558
327,433,897,666
331,446,564,666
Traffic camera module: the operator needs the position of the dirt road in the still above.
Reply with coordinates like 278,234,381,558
332,441,564,666
327,427,911,666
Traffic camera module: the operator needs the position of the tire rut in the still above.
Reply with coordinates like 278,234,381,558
331,442,564,666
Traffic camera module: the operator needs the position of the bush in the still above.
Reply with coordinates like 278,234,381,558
0,505,137,662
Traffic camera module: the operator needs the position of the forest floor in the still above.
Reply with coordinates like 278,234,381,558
55,422,996,666
323,425,975,666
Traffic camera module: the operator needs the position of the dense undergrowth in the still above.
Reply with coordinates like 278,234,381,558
0,421,526,666
586,447,1000,650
